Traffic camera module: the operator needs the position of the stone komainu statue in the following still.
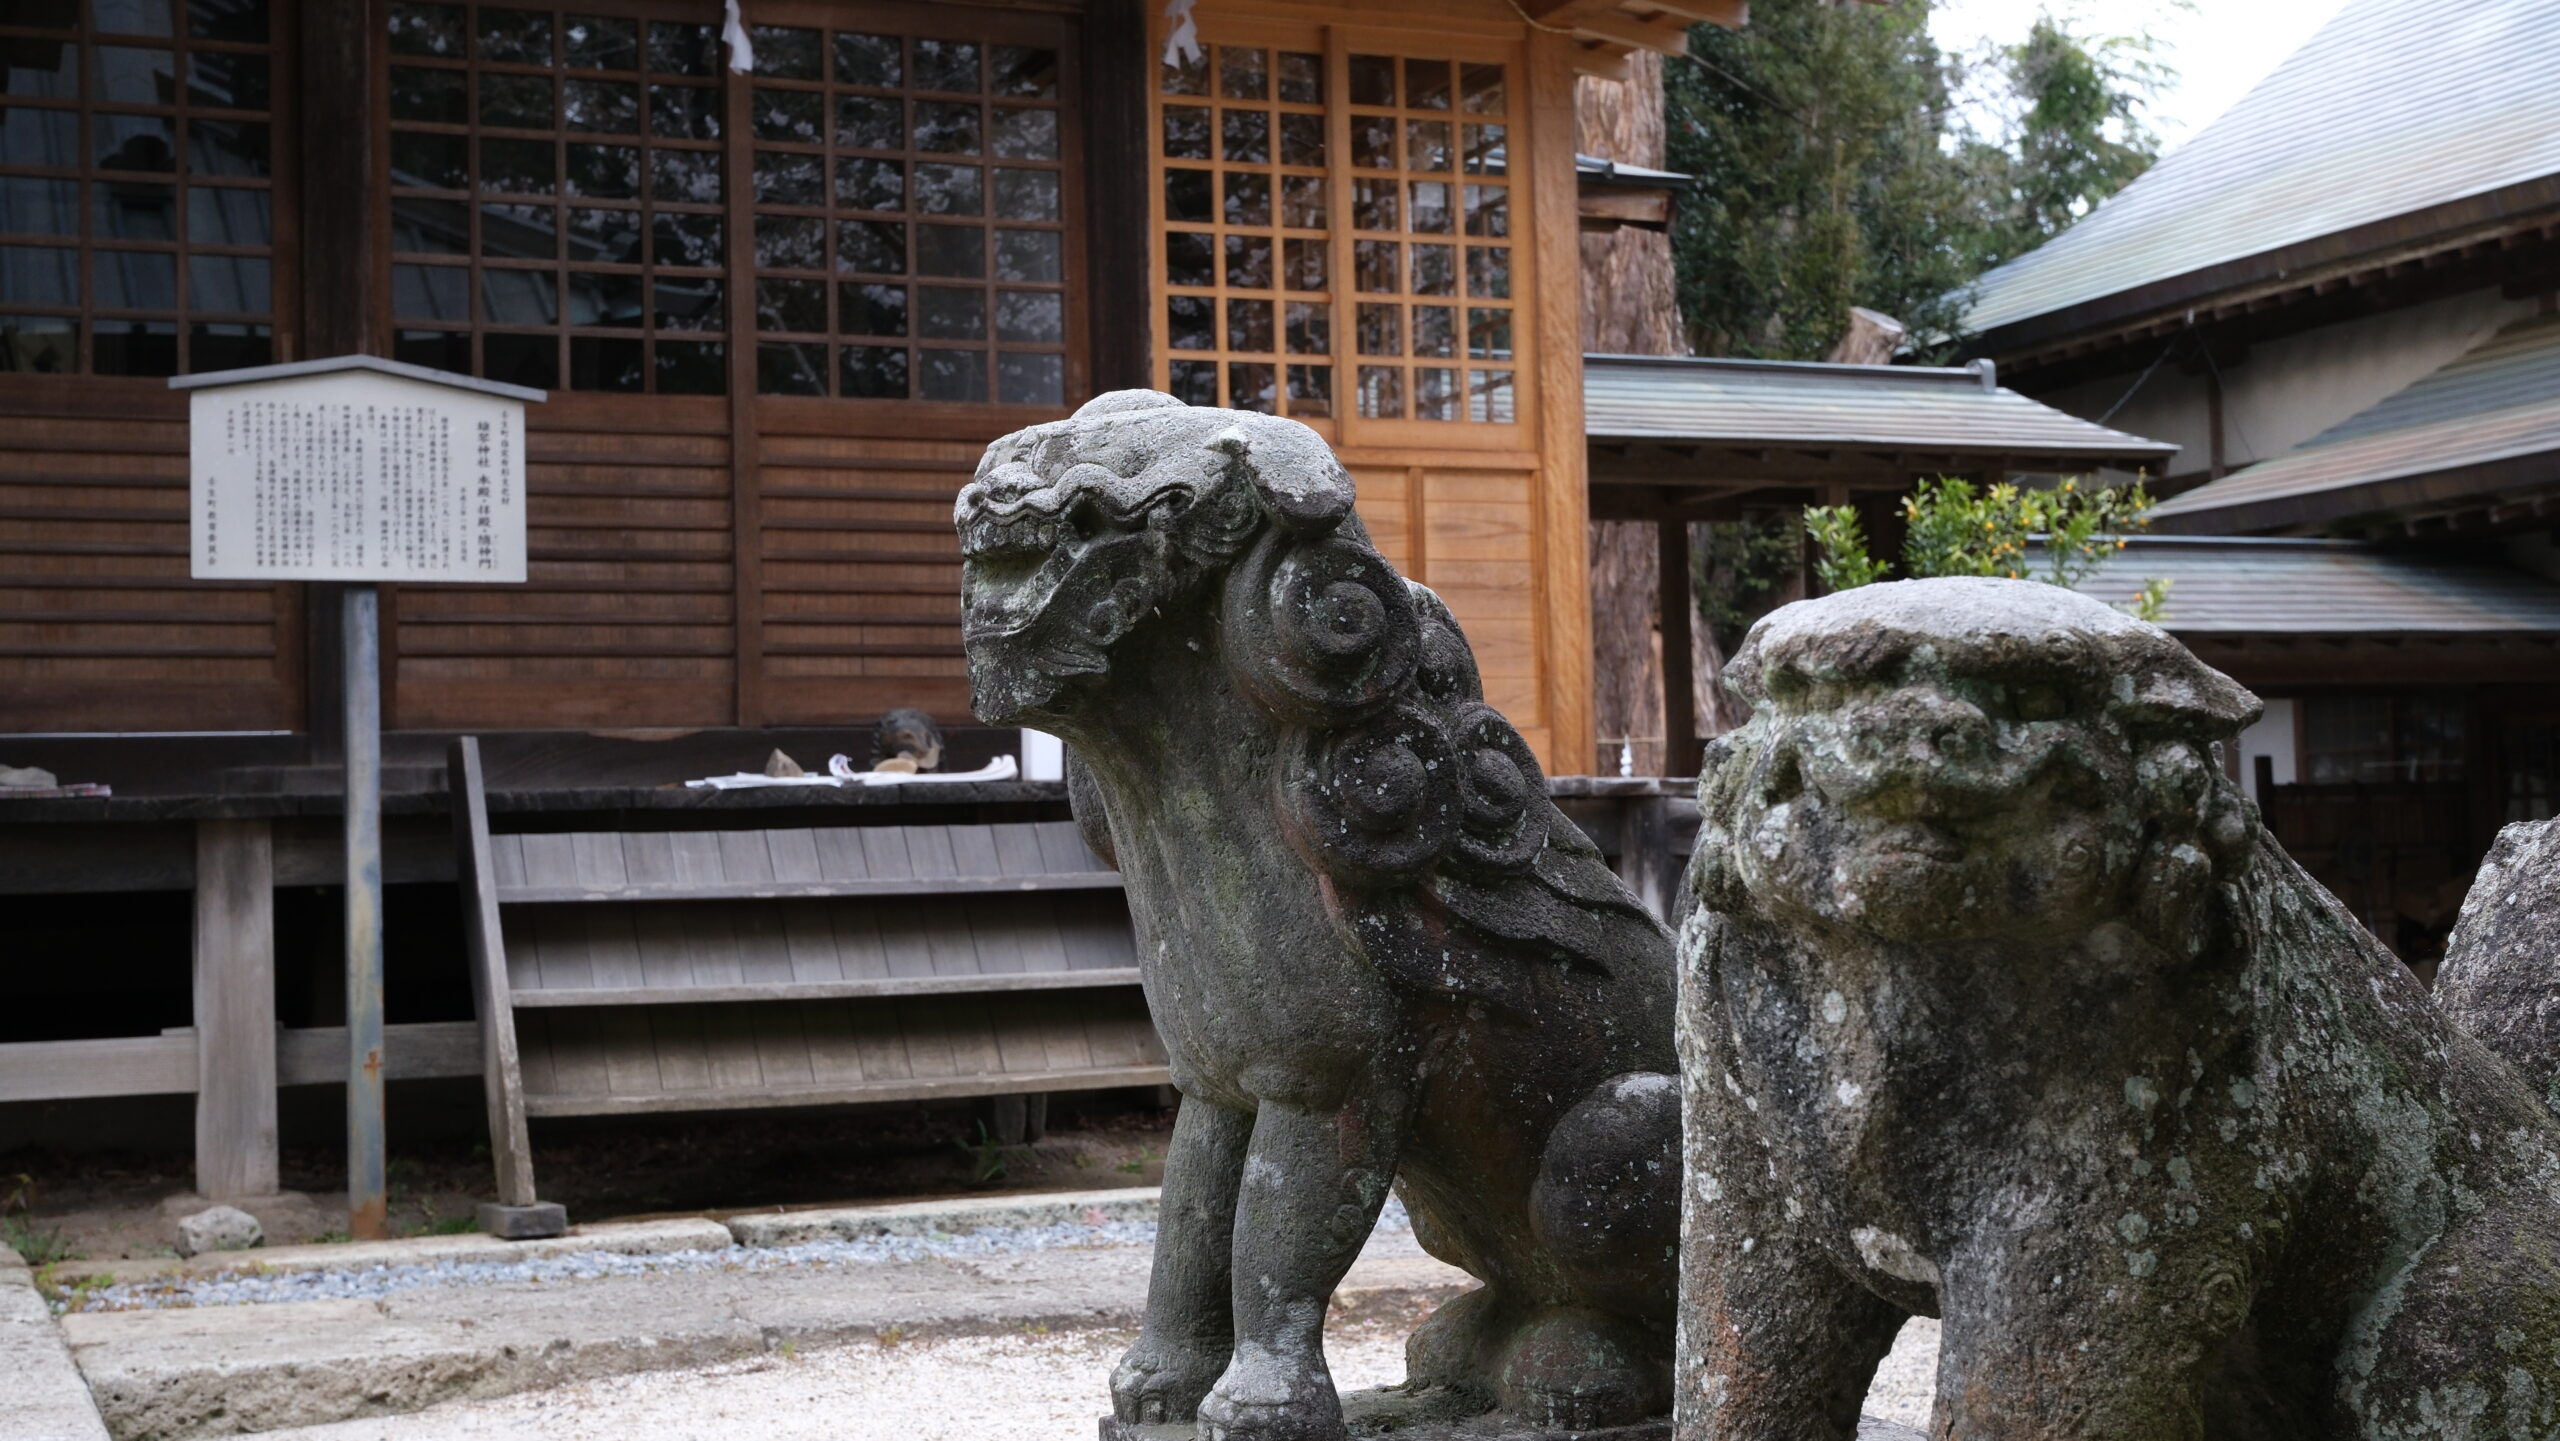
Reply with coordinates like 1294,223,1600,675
1675,577,2560,1441
956,392,1681,1440
2436,815,2560,1116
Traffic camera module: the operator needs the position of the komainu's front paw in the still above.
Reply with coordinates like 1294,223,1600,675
1199,1342,1345,1441
1111,1333,1230,1425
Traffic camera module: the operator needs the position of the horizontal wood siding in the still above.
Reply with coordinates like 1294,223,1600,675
393,394,736,730
0,382,297,732
753,403,1025,726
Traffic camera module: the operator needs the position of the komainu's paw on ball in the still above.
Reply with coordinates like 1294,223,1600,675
1110,1333,1230,1425
1198,1345,1347,1441
1498,1310,1668,1430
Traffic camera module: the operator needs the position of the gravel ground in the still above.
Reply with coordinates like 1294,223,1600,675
65,1203,1415,1314
252,1316,1941,1440
63,1220,1161,1313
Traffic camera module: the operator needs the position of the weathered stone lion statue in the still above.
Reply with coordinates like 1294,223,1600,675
1677,577,2560,1440
2437,816,2560,1115
957,392,1681,1439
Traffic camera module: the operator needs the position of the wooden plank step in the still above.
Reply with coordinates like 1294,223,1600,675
495,871,1124,904
507,967,1144,1008
521,1064,1172,1117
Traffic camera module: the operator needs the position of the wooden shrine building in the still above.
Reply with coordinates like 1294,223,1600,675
0,0,1730,1192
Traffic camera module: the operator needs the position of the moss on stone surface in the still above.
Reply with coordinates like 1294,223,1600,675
1675,578,2560,1441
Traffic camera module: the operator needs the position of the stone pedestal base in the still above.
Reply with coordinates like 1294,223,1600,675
1099,1386,1924,1441
476,1201,568,1239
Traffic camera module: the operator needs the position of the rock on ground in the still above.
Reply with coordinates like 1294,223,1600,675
172,1205,261,1257
2438,815,2560,1112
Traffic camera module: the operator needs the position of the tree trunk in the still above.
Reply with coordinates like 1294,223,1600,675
1582,52,1726,772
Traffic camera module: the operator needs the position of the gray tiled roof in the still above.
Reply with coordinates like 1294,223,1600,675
1583,354,2177,463
2151,313,2560,529
2061,536,2560,634
1962,0,2560,337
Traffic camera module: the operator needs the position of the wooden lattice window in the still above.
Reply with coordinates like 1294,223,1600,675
741,11,1074,402
1342,52,1511,423
1157,40,1330,418
383,2,730,393
0,0,285,376
1153,33,1518,428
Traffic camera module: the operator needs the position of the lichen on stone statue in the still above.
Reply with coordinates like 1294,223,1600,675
956,391,1682,1440
1675,576,2560,1441
2437,815,2560,1116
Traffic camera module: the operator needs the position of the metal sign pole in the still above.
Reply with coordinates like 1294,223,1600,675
343,582,388,1240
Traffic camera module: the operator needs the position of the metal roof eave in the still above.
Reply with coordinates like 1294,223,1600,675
1962,176,2560,367
2149,450,2560,536
1582,353,2180,468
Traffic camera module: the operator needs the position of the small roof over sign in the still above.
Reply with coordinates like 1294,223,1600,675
167,353,547,404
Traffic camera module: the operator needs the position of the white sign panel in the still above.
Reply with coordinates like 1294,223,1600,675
188,367,529,583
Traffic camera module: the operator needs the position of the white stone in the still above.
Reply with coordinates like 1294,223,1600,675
175,1205,264,1257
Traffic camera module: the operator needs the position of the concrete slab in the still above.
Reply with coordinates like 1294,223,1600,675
58,1217,735,1287
724,1186,1161,1246
0,1241,113,1441
60,1227,1467,1441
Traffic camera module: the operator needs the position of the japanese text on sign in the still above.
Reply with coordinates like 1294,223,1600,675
189,369,527,584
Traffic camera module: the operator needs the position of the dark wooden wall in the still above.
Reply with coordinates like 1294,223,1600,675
0,0,1151,741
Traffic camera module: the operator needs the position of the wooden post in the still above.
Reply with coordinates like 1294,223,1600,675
1657,520,1695,778
2205,364,2228,479
344,584,388,1240
448,737,540,1212
297,0,373,765
193,818,276,1200
1080,0,1152,393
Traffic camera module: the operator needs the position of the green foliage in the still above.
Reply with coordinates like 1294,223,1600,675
1666,1,2172,360
1802,508,1890,593
1,1173,80,1266
1804,476,2169,620
960,1120,1009,1186
1666,0,1980,359
1694,514,1806,655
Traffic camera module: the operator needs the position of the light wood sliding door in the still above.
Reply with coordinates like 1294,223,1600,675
1149,2,1592,770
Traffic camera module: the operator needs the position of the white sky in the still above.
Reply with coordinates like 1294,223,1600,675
1928,0,2351,149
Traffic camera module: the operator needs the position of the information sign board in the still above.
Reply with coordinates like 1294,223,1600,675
179,357,540,584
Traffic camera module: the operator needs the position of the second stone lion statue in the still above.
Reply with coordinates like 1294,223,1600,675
1678,577,2560,1440
957,393,1681,1440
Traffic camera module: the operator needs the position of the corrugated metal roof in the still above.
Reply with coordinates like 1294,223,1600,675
1962,0,2560,337
2058,536,2560,634
1583,353,2179,462
2152,313,2560,524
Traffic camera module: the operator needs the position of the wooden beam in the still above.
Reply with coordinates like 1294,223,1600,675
1579,188,1674,231
1529,0,1636,20
1570,45,1635,83
0,1023,478,1104
1530,28,1598,776
0,1035,197,1103
1640,0,1748,28
276,1023,483,1086
451,737,538,1209
194,819,277,1201
1571,12,1690,54
1081,0,1152,392
1657,521,1697,777
523,1065,1175,1118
